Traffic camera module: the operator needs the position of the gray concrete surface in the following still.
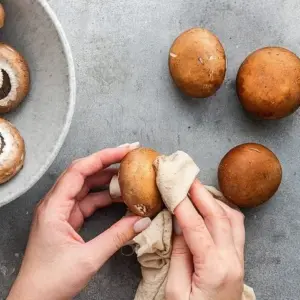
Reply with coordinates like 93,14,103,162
0,0,300,299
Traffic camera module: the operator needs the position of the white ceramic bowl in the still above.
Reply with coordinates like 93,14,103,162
0,0,76,207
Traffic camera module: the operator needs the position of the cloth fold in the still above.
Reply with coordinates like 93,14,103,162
133,210,172,300
133,151,256,300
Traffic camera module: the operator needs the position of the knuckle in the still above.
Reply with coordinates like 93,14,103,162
193,252,208,269
211,266,230,288
216,263,244,287
165,283,185,300
43,217,58,229
172,245,189,257
206,210,230,223
113,231,128,250
71,159,80,167
216,212,230,221
229,265,244,282
69,159,82,172
234,211,245,223
34,201,43,216
79,254,98,274
34,201,47,221
182,215,206,233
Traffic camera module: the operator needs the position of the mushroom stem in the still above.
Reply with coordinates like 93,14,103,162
109,175,122,198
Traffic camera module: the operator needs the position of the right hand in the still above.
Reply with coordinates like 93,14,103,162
166,180,245,300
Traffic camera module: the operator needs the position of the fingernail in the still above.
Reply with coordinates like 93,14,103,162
173,217,182,236
129,142,140,150
118,143,130,148
117,142,140,149
133,217,151,233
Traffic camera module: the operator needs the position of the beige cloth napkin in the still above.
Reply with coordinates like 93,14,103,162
133,151,256,300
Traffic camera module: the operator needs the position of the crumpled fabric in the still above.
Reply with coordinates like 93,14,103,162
133,151,256,300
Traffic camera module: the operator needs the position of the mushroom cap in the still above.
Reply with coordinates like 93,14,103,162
236,47,300,119
0,43,30,113
218,143,282,208
0,118,25,184
119,147,163,217
169,27,226,98
0,4,5,29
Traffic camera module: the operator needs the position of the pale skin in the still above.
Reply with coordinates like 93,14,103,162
8,143,245,300
166,180,245,300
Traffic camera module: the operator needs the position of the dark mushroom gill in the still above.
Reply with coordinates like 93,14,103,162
0,133,5,155
0,70,11,100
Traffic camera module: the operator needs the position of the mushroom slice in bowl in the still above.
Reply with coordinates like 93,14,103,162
0,117,25,184
0,43,30,113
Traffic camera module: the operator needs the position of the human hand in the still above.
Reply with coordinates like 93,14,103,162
8,143,151,300
166,180,245,300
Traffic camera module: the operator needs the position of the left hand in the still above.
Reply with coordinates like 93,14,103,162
8,144,151,300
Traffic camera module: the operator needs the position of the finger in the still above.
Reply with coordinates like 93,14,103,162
52,147,136,203
189,180,233,248
85,216,151,268
189,180,225,217
174,197,213,256
68,191,113,230
69,191,124,231
86,168,119,190
217,200,245,262
166,236,193,300
205,185,241,211
79,190,119,218
68,205,84,231
166,218,193,300
75,168,119,201
45,142,139,197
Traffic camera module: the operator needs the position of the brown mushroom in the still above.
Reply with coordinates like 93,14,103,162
236,47,300,119
0,4,5,29
109,147,163,218
0,118,25,184
169,27,226,98
0,43,30,113
218,143,282,208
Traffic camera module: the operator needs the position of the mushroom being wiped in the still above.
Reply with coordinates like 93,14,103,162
109,147,163,218
0,118,25,184
0,43,30,113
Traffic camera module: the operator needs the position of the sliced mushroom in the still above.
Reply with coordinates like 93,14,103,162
0,118,25,184
0,43,30,113
0,4,5,29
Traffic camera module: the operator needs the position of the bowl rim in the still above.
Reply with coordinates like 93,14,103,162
1,0,76,207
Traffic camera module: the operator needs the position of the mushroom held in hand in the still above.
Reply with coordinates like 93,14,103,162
0,4,5,28
237,47,300,119
169,27,226,98
110,147,163,218
0,43,30,113
218,143,282,208
0,118,25,184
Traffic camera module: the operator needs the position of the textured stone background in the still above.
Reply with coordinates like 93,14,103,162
0,0,300,299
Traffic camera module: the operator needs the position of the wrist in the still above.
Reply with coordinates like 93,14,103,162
8,273,68,300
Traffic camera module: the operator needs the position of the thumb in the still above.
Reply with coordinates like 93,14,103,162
85,216,151,268
166,217,193,300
